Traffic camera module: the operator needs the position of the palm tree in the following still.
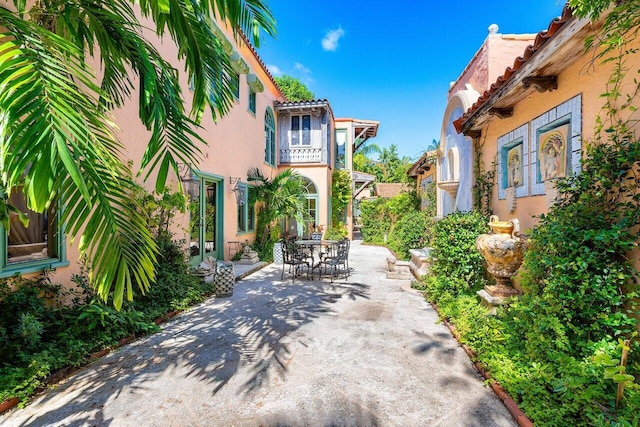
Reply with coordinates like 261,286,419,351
247,168,307,249
0,0,275,309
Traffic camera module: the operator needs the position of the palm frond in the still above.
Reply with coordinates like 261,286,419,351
0,8,156,309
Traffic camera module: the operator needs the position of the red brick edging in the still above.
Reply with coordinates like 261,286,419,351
0,398,18,414
431,301,534,427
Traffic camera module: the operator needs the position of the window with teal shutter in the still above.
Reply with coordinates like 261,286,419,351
248,89,256,114
265,108,276,165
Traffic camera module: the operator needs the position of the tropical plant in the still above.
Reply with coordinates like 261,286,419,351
0,0,276,309
274,75,314,101
359,191,420,248
362,144,413,183
331,169,351,225
387,210,435,260
247,168,307,253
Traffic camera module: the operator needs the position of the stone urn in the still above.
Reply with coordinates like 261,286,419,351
476,215,527,298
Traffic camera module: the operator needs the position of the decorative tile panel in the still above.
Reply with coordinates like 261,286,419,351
497,124,529,200
531,95,582,195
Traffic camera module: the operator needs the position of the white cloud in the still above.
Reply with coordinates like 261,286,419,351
266,64,283,76
294,62,311,75
321,27,345,52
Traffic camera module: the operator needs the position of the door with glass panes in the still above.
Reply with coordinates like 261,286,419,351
190,176,223,264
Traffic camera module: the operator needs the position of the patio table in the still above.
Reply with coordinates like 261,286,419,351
293,240,338,278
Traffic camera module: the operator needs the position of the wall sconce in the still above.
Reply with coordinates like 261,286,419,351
230,177,246,206
178,163,199,201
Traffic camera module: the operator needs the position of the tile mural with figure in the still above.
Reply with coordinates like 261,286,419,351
538,124,568,182
507,144,523,188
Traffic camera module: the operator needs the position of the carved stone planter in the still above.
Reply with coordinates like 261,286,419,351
476,215,527,298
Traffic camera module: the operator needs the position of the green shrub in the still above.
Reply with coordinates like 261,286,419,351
360,191,420,245
0,236,212,404
418,137,640,425
388,210,434,259
517,139,640,358
430,210,489,293
324,224,347,240
360,197,392,244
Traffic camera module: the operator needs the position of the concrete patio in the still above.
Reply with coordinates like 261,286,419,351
1,241,516,426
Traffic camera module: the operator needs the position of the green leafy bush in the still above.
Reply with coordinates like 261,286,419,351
430,210,489,293
0,188,217,405
418,137,640,425
324,224,347,240
360,197,392,244
388,210,435,259
360,191,420,247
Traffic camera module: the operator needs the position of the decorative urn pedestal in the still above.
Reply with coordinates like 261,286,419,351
476,215,527,313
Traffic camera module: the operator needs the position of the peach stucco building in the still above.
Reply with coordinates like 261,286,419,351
437,25,536,218
407,150,437,210
452,5,640,233
2,12,379,285
335,118,379,239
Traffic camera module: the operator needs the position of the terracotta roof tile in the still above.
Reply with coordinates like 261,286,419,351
374,183,411,198
238,30,287,100
454,4,574,132
274,99,331,108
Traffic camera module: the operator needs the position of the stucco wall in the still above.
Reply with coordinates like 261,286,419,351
449,34,535,96
480,41,640,233
43,12,284,289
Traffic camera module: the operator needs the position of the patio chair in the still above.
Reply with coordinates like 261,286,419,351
318,239,349,282
341,237,351,272
280,240,311,281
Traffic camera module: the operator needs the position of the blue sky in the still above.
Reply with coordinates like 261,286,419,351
256,1,566,160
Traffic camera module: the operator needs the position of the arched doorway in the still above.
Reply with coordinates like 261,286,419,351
285,176,319,238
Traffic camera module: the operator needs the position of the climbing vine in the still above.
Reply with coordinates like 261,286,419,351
326,170,351,238
422,3,640,425
472,136,496,216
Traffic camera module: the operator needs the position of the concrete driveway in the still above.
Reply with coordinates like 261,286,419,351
2,241,516,427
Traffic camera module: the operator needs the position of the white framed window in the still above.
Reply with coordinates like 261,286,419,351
290,115,311,146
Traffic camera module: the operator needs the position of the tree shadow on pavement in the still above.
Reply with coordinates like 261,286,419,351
11,267,371,427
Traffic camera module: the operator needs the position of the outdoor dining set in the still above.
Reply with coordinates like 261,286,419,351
280,237,351,282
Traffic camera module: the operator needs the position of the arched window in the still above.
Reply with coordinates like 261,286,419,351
303,177,319,232
286,177,319,237
265,108,276,165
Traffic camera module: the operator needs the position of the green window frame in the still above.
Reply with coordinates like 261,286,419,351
248,89,256,114
237,184,255,233
265,108,276,165
1,189,68,278
231,72,240,100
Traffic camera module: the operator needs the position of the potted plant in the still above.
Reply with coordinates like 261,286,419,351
311,224,324,241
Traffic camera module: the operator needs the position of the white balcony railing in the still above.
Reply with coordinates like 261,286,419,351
279,148,323,164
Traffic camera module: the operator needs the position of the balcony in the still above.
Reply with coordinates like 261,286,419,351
279,148,323,164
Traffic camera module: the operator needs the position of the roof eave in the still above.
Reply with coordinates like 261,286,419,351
458,6,604,135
